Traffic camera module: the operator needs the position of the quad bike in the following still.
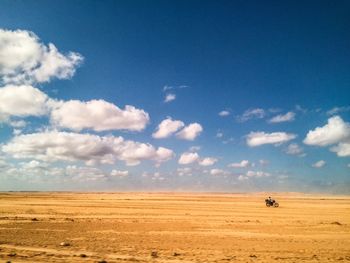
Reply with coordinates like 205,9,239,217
265,199,279,207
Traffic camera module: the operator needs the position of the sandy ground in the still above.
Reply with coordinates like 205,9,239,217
0,192,349,262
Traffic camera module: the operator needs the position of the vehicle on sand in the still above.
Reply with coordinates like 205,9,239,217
265,198,279,207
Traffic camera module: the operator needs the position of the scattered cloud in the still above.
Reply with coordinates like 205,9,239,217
246,170,271,177
218,110,230,117
110,170,129,177
285,143,304,156
237,108,265,122
176,123,203,140
9,120,27,128
326,106,350,116
0,85,50,122
330,142,350,157
312,160,326,168
152,117,184,139
228,160,250,168
259,159,269,166
177,167,192,176
2,131,174,166
0,29,83,84
189,146,201,152
198,157,217,166
304,116,350,146
164,93,176,103
51,99,150,132
178,152,199,165
238,175,249,181
210,168,225,176
216,131,223,138
268,111,295,123
246,131,296,147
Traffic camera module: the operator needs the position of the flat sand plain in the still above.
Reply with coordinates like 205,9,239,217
0,192,349,262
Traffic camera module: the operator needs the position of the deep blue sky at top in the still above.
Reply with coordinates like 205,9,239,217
0,0,349,191
1,0,349,111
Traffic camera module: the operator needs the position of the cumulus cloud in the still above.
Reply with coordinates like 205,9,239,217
330,143,350,157
51,99,149,132
176,123,203,140
285,143,304,155
210,168,225,176
164,93,176,103
178,152,199,165
268,112,295,123
237,108,265,122
152,117,184,139
312,160,326,168
177,167,192,176
246,131,296,147
110,170,129,177
218,110,230,117
0,85,50,122
198,157,217,166
228,160,250,168
2,131,174,166
0,29,83,84
246,170,271,177
303,116,350,146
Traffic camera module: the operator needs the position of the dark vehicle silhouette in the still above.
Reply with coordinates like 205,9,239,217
265,198,279,207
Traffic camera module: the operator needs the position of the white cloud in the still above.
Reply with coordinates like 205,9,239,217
237,108,265,122
238,175,249,181
246,170,271,177
210,168,225,176
176,123,203,140
246,131,296,147
330,143,350,157
9,120,26,128
198,157,217,166
0,85,49,121
268,112,295,123
327,106,350,116
228,160,250,168
177,167,192,176
0,29,83,84
216,131,223,138
285,143,304,155
312,160,326,168
164,93,176,103
303,116,350,146
259,159,269,166
2,131,174,166
178,152,199,165
218,110,230,117
51,99,149,132
152,117,184,139
110,170,129,177
189,146,201,152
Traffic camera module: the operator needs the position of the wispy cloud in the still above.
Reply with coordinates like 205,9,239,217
236,108,265,122
164,93,176,103
218,110,230,117
246,131,296,147
268,111,295,123
312,160,326,168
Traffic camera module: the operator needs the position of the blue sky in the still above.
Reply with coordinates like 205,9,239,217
0,0,349,193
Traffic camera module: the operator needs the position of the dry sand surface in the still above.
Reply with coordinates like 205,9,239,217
0,192,349,262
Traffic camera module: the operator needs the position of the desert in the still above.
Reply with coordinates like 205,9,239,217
0,192,349,262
